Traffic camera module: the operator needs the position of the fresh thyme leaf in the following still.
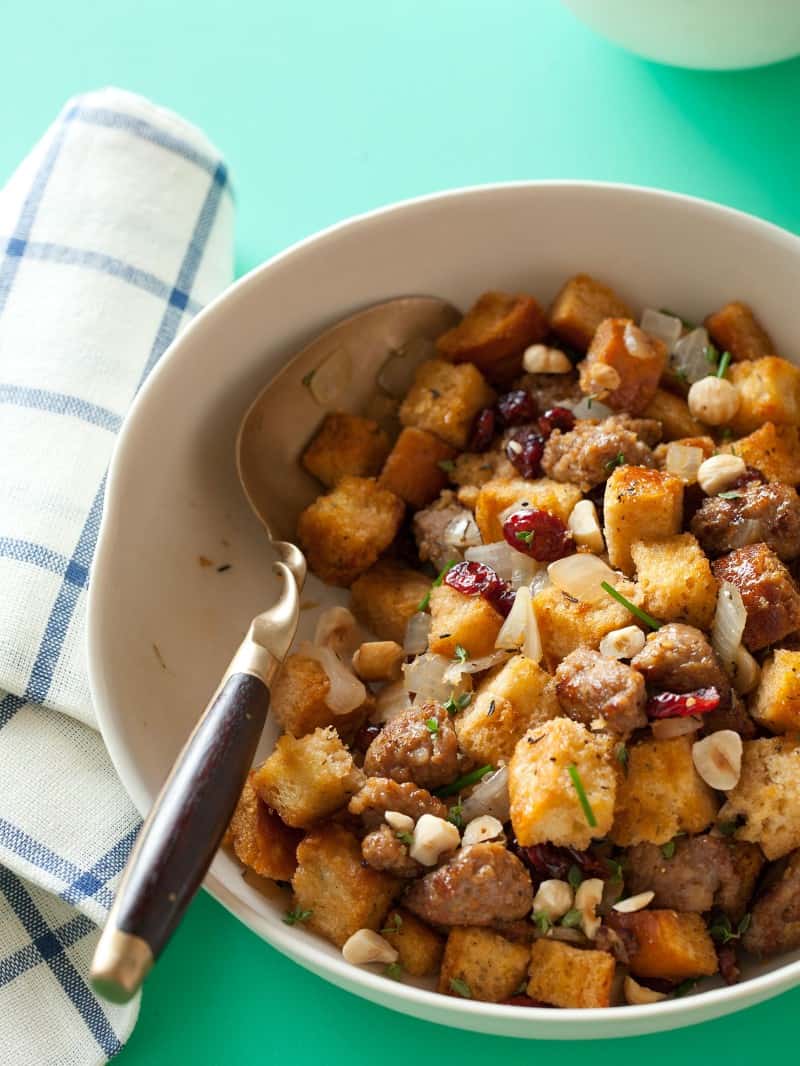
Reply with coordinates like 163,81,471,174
454,644,469,664
425,717,440,735
283,908,312,925
737,913,752,937
396,831,414,846
515,530,534,544
435,764,494,798
384,962,404,981
444,691,472,716
716,351,732,379
449,977,472,998
560,908,583,929
532,911,552,934
601,581,662,630
661,839,677,860
438,459,456,473
604,452,626,472
615,742,629,774
718,490,743,499
567,864,583,890
447,805,464,829
567,763,597,827
417,559,457,612
381,913,403,935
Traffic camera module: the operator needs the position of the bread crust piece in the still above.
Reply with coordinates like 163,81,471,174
610,910,718,981
474,476,582,543
270,653,372,739
720,422,800,485
704,300,774,363
631,534,718,630
579,318,667,415
379,427,456,509
382,908,444,976
548,273,633,352
603,465,683,575
728,356,800,434
226,773,303,881
350,560,431,644
398,358,496,449
302,412,391,487
439,927,530,1002
436,291,548,380
717,736,800,859
750,649,800,733
642,388,704,440
527,939,615,1008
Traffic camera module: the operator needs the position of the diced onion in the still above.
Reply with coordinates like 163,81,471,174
511,555,542,590
372,680,411,723
306,346,352,406
665,443,704,483
464,542,515,582
377,336,437,398
402,653,453,702
404,611,432,655
547,553,620,605
443,650,510,684
300,641,367,714
712,582,747,673
732,644,760,695
624,322,651,359
671,327,712,385
651,715,703,740
529,567,552,597
314,606,361,657
460,765,510,823
640,309,682,353
444,513,482,551
567,396,614,421
495,587,542,662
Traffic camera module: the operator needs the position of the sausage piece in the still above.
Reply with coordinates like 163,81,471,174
711,543,800,651
691,483,800,561
348,777,448,827
541,416,657,491
555,647,647,733
361,824,424,878
742,849,800,957
631,623,731,704
413,495,471,571
363,702,460,790
404,843,533,925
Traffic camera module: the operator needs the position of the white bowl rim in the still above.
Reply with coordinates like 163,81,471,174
88,178,800,1034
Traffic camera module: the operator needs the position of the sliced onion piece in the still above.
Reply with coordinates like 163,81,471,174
403,652,453,702
314,605,361,657
444,512,482,552
640,309,682,353
460,765,509,823
304,346,352,406
372,679,411,723
464,542,515,582
404,611,432,656
665,443,704,483
732,644,760,695
548,553,620,605
567,396,614,421
443,650,510,684
300,640,366,714
651,715,703,740
529,567,552,597
671,327,712,385
511,554,541,591
624,322,652,359
495,587,542,662
712,581,747,673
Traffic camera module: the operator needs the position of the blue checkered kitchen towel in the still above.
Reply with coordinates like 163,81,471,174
0,88,234,1065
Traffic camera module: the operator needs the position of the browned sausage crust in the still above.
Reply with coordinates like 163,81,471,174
691,483,800,561
514,371,583,412
404,843,533,926
361,824,424,878
711,544,800,651
541,416,657,491
743,848,800,957
555,647,647,734
363,702,460,790
631,623,731,703
348,777,448,826
413,495,469,570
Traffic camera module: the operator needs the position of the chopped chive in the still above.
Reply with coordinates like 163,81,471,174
425,717,439,735
716,351,731,378
417,559,457,612
447,805,464,829
567,864,583,890
567,763,597,827
438,459,456,473
704,341,720,366
604,452,626,472
615,742,629,774
661,839,677,860
384,962,404,981
601,581,661,630
453,644,469,664
561,908,583,929
449,977,472,998
381,913,403,935
396,831,413,846
444,691,472,716
283,908,313,925
435,764,494,798
718,490,742,500
532,911,552,933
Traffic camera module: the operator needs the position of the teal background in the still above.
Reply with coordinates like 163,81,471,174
2,0,800,1061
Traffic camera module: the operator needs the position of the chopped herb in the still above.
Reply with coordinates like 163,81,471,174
417,559,457,612
717,819,738,837
435,764,494,798
605,858,624,882
718,490,743,499
283,908,312,925
586,393,600,409
301,369,315,388
567,864,583,890
601,581,661,630
673,978,698,998
561,909,583,929
615,742,629,774
453,644,469,664
532,911,552,934
716,351,732,378
396,831,414,846
604,452,626,472
738,912,752,937
567,763,597,827
661,839,677,860
515,530,534,544
425,717,440,735
216,563,232,572
444,691,472,716
487,699,496,717
704,341,720,366
447,805,464,829
438,459,456,473
381,913,403,935
384,962,404,981
449,977,472,999
710,913,751,944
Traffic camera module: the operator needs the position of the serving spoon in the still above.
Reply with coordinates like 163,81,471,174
90,296,460,1003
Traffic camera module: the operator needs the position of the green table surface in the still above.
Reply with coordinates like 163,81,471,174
3,0,800,1061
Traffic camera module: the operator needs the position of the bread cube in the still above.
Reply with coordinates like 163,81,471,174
630,534,717,630
253,727,364,829
381,908,444,977
610,736,718,847
718,736,800,859
604,465,683,575
451,450,514,489
436,291,548,380
291,824,399,946
350,560,431,644
722,422,800,485
711,543,800,651
428,584,504,660
399,358,496,449
653,436,715,469
378,427,456,509
579,319,667,415
729,356,800,434
227,774,303,881
642,389,704,441
613,910,718,982
302,413,391,487
527,939,615,1009
271,653,372,739
439,927,530,1003
750,650,800,733
475,476,582,544
455,655,560,766
509,717,617,850
297,476,404,587
548,273,634,352
705,300,774,363
532,580,642,668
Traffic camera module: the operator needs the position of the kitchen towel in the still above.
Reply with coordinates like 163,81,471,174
0,87,234,1065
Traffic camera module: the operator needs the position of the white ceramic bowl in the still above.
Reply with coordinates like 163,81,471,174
561,0,800,69
89,182,800,1038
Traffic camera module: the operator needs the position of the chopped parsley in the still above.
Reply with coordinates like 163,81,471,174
283,908,313,925
425,717,440,735
561,908,583,929
601,581,662,630
532,911,552,934
710,913,751,945
396,831,414,846
444,691,472,716
567,864,583,890
661,839,677,860
604,452,626,472
615,742,629,774
716,351,732,379
718,490,743,500
438,459,456,473
447,805,464,829
381,913,403,935
384,962,404,981
453,644,469,664
515,530,534,544
567,763,597,828
417,559,457,612
449,977,472,998
435,764,494,798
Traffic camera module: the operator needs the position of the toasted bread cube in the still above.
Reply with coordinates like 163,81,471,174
527,939,615,1009
548,273,633,352
451,450,514,489
292,824,399,946
509,718,617,850
428,584,504,660
579,319,667,415
271,653,372,739
750,650,800,733
722,422,800,485
705,300,774,363
642,389,704,441
350,560,431,644
455,655,560,766
711,543,800,651
614,910,718,982
382,908,444,977
475,476,582,544
532,580,643,668
227,774,303,881
718,736,800,859
297,476,404,587
399,358,496,449
729,356,800,434
604,466,683,575
253,727,364,829
630,534,717,630
654,436,715,469
439,927,530,1003
302,413,391,487
610,736,718,847
436,291,548,380
379,427,457,508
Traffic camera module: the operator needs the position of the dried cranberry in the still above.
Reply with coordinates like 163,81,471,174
646,686,721,719
514,842,610,884
497,389,537,426
728,465,767,490
469,408,496,452
538,406,576,436
502,508,573,562
443,560,514,617
505,428,545,478
353,723,383,754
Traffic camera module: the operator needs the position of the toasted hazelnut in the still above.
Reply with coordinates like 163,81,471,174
624,976,668,1005
568,499,605,554
692,730,743,791
462,815,504,846
587,361,622,393
613,890,655,914
409,814,461,866
599,625,646,660
697,453,746,495
575,877,604,939
522,344,573,374
385,810,414,833
342,929,399,966
532,879,573,921
687,376,740,425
